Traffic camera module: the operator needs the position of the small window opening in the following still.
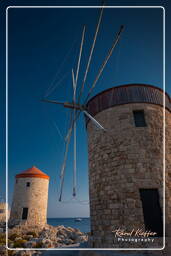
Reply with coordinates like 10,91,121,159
26,182,30,187
22,207,28,220
133,110,146,127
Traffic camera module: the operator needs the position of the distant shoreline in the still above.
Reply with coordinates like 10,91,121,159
47,217,90,233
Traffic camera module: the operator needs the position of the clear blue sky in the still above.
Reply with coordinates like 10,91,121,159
0,0,171,218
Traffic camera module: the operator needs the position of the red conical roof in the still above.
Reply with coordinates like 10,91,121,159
16,166,50,180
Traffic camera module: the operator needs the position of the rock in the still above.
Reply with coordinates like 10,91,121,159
57,229,67,237
24,235,33,240
15,237,23,241
63,238,74,245
66,227,74,232
9,233,20,241
14,252,25,256
76,231,83,236
8,224,87,249
74,228,80,232
76,235,88,243
14,251,35,256
56,225,64,230
58,234,65,240
67,231,77,240
56,237,62,242
41,238,54,248
39,228,56,241
0,222,5,227
8,241,14,248
0,245,6,256
29,238,41,243
24,241,37,248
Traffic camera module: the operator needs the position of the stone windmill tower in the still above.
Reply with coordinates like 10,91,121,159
0,197,10,223
86,84,171,248
0,202,6,222
9,166,50,226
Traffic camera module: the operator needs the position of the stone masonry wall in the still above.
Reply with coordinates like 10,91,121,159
9,177,49,226
87,103,168,248
166,109,171,235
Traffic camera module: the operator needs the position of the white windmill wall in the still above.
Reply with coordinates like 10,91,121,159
10,177,49,226
0,203,9,222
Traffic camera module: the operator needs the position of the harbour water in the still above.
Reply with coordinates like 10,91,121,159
47,217,90,233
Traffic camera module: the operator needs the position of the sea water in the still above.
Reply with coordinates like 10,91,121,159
47,217,90,233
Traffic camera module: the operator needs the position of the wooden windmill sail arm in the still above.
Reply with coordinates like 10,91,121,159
41,98,65,106
59,121,73,201
72,69,76,96
77,2,105,104
84,110,106,131
42,98,85,110
64,102,85,110
72,69,77,198
84,25,125,103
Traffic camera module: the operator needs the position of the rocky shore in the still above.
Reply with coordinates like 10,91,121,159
0,222,88,255
1,222,168,256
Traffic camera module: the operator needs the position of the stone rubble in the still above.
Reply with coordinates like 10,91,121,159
3,224,88,255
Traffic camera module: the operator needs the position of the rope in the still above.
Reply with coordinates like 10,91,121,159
52,121,64,141
113,38,121,75
44,71,70,99
75,26,86,86
44,36,79,98
41,104,65,146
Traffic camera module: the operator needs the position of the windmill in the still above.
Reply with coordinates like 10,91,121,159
42,4,124,202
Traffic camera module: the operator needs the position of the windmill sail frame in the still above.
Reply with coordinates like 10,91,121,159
42,5,125,201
